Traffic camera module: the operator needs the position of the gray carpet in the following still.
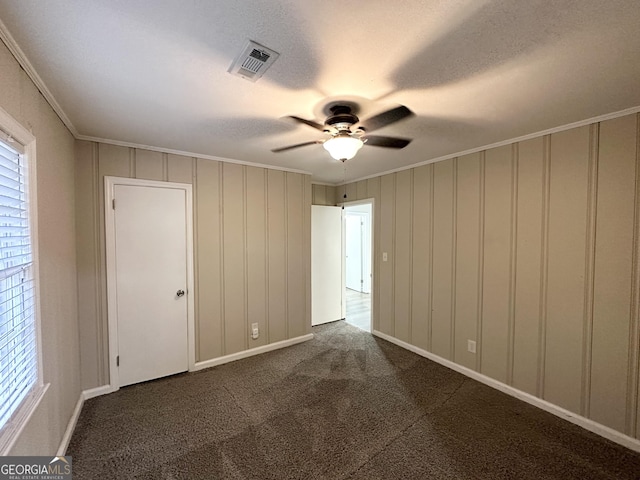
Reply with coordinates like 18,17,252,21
67,321,640,479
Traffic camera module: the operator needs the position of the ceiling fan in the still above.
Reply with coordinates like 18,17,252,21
272,103,414,162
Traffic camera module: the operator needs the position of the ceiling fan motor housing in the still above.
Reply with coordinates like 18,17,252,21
324,105,359,129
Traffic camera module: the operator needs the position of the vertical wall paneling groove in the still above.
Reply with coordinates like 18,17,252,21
409,171,413,342
632,114,640,438
194,159,223,361
246,166,271,346
356,180,367,200
312,184,322,205
166,154,194,184
134,149,165,181
394,170,411,342
222,163,247,354
545,126,590,413
243,167,249,350
345,182,357,202
428,165,434,350
589,115,637,432
476,153,486,372
267,170,287,343
512,137,544,395
450,158,458,359
633,114,640,438
218,162,226,355
428,164,435,351
284,174,289,338
389,173,398,337
162,153,169,181
129,147,135,178
325,185,336,206
582,124,599,417
411,165,431,350
92,143,105,385
192,160,200,361
431,160,455,359
538,135,552,397
303,177,312,332
507,144,519,385
285,174,305,339
454,153,481,370
368,177,381,331
264,171,270,343
481,145,513,384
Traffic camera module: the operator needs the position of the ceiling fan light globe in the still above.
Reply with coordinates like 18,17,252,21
323,136,364,161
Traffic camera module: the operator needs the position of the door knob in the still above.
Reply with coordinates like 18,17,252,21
176,289,185,297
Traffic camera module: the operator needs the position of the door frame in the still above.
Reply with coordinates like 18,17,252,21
104,176,196,390
339,198,375,330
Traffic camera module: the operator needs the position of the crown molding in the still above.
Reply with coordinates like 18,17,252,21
76,134,312,175
0,17,79,137
338,105,640,186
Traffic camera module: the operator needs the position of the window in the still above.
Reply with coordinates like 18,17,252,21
0,109,45,455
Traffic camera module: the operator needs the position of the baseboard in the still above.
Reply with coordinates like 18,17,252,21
372,330,640,454
56,394,83,456
193,333,314,371
83,384,117,400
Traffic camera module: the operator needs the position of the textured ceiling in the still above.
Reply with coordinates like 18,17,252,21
0,0,639,183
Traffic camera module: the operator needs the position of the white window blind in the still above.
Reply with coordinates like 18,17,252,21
0,135,36,431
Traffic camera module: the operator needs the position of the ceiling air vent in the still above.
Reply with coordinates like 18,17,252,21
229,40,280,82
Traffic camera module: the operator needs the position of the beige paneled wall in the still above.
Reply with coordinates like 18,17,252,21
0,40,80,454
75,143,312,389
311,184,337,205
342,113,640,441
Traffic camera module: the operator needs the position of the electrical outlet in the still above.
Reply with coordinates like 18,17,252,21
467,340,476,354
251,323,259,340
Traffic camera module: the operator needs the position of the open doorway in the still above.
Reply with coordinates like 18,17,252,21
343,201,372,332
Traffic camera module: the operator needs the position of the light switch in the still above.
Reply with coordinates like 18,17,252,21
383,252,388,262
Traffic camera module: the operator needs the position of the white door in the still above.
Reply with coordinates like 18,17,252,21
312,205,344,325
113,184,189,387
345,213,363,292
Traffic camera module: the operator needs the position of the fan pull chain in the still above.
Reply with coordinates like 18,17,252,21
342,160,347,200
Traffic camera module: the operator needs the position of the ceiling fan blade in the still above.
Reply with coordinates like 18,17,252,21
358,105,414,132
288,116,326,131
271,140,323,153
363,135,412,149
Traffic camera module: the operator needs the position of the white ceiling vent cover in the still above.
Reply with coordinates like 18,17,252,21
229,40,280,82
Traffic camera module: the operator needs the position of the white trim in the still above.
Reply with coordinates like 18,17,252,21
338,106,640,186
0,18,78,137
339,198,375,329
0,106,48,456
0,383,49,455
104,177,196,391
310,180,336,187
193,334,314,371
77,134,312,176
56,385,120,455
83,385,117,400
372,330,640,454
56,394,83,456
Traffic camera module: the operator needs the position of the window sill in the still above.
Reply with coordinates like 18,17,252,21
0,382,50,455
